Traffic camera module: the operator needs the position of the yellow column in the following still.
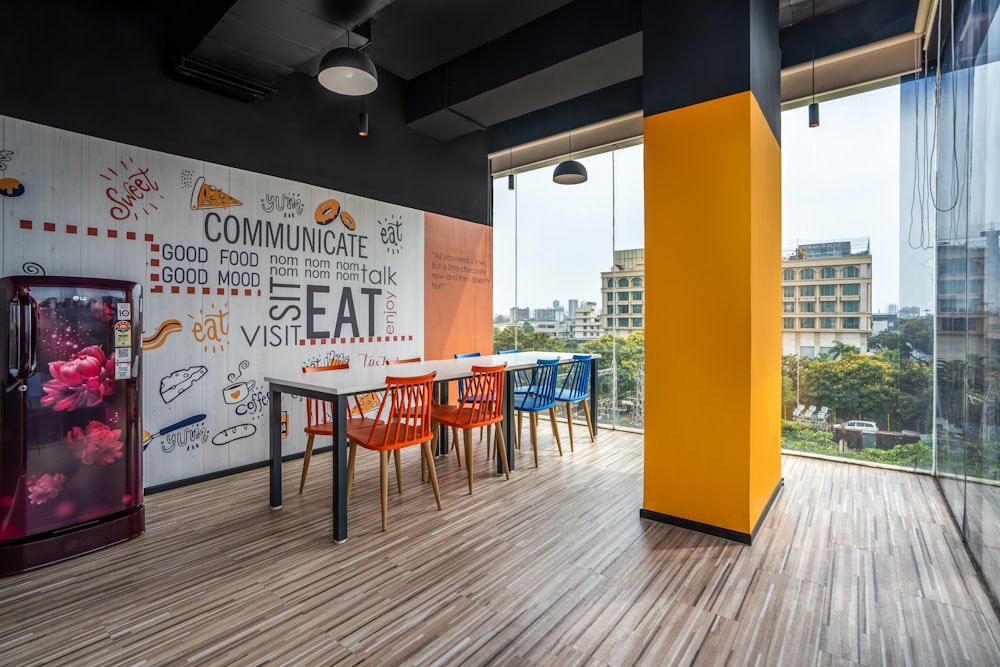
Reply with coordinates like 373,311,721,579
640,1,783,543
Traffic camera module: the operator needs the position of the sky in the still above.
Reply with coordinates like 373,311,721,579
492,84,907,316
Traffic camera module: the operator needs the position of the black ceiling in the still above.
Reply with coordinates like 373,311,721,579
170,0,923,142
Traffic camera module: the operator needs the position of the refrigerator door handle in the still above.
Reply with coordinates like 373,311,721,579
13,294,38,389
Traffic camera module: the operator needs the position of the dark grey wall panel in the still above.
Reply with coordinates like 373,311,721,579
0,2,489,225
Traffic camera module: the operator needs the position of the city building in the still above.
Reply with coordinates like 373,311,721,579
569,301,603,341
600,248,645,336
509,307,529,323
781,239,873,357
937,232,1000,361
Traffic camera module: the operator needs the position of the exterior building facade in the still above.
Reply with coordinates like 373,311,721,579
601,248,645,336
781,241,873,357
569,301,603,341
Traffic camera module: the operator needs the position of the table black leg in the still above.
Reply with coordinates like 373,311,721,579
501,372,515,473
588,358,598,437
269,389,283,509
333,395,348,543
437,382,450,455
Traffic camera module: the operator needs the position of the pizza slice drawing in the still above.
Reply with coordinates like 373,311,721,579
190,176,242,210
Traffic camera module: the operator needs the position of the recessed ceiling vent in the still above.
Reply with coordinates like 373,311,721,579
171,57,277,103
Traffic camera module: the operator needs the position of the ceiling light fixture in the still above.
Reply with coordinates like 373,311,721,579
808,0,819,128
553,113,587,185
318,28,378,96
508,121,515,190
358,97,369,137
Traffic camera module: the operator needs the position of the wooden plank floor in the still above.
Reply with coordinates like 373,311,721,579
2,428,1000,666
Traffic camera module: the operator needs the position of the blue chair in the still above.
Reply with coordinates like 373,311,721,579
498,348,533,395
554,354,595,451
513,358,562,467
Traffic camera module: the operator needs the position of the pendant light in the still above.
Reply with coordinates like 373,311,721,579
808,0,819,128
358,96,369,137
553,117,587,185
507,121,515,190
318,27,378,96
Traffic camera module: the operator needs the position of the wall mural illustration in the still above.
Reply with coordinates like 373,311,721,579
0,114,428,487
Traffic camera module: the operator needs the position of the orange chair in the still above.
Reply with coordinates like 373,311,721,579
430,364,509,494
346,372,441,531
299,363,380,494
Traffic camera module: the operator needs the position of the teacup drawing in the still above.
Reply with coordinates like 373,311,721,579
223,380,256,404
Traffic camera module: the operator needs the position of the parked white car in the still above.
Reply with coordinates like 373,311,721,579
840,420,878,433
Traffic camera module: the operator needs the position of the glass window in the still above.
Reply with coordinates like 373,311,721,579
819,284,836,296
799,318,815,328
800,346,815,358
820,267,836,279
800,268,815,280
631,305,642,314
631,277,642,287
782,269,795,280
842,300,860,312
631,291,642,300
800,285,815,296
606,293,613,301
800,301,816,312
607,279,614,288
819,346,833,356
842,283,860,296
617,317,629,327
783,317,795,328
820,301,836,312
631,318,643,327
606,305,613,314
842,317,860,329
820,317,836,329
618,292,629,300
606,318,614,328
783,286,795,297
617,278,629,287
618,305,628,314
842,266,860,278
783,302,795,312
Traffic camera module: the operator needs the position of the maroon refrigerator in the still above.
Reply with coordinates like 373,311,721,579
1,276,144,576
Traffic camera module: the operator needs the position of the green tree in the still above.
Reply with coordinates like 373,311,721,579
522,321,534,333
867,330,900,353
895,358,932,432
901,317,933,355
827,340,860,360
802,354,895,424
582,331,645,407
492,327,566,354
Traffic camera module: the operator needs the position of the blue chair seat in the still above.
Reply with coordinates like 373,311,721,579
554,354,595,450
512,358,562,466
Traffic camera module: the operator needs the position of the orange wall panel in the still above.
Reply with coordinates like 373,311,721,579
423,213,493,361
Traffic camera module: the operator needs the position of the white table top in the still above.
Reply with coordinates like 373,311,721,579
265,351,589,396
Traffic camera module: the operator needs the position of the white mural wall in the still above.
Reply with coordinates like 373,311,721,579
0,115,424,487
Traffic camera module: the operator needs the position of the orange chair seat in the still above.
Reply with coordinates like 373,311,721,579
346,420,427,451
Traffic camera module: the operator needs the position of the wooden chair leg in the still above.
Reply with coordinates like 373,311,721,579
422,442,442,510
495,424,510,479
379,450,390,531
582,400,595,442
452,426,462,468
530,412,539,467
346,442,358,502
299,434,316,494
564,402,575,452
463,428,474,494
485,425,492,460
394,449,402,494
550,407,562,455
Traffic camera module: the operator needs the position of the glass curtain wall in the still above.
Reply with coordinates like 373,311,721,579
924,0,1000,608
491,143,644,431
